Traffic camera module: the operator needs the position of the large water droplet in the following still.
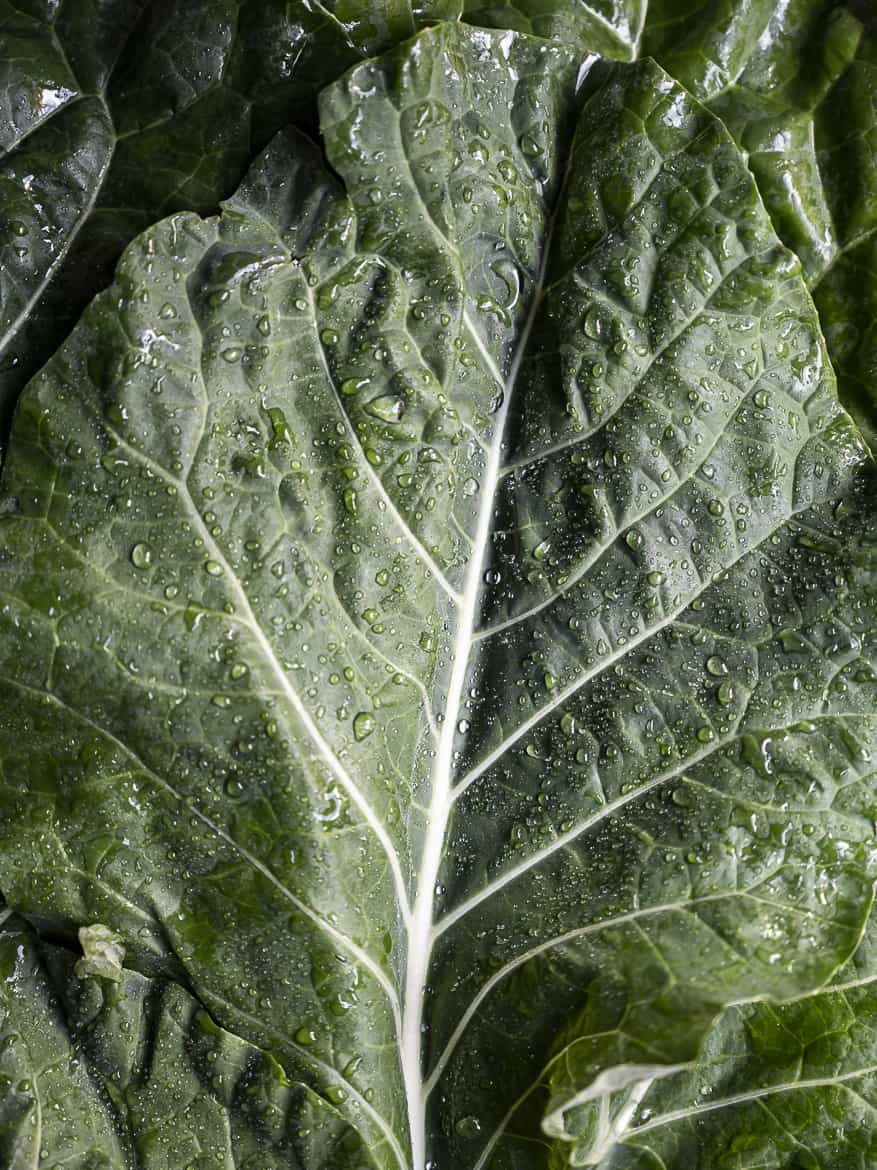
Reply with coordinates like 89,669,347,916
130,542,154,569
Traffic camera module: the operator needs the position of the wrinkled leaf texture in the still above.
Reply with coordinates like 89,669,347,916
2,1,877,448
0,22,875,1170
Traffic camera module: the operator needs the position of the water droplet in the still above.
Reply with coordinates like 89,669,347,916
353,712,376,741
583,305,603,339
130,543,154,569
706,656,728,677
204,560,223,576
532,538,552,561
456,1116,482,1139
717,680,735,705
708,499,724,517
365,394,406,422
625,529,643,550
221,347,242,363
341,377,370,396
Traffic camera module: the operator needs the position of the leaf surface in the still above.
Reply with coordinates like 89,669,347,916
0,24,875,1169
0,0,468,441
0,910,371,1169
470,1,877,440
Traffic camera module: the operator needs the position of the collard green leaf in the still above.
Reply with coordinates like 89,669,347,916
0,911,371,1170
0,0,470,445
463,0,646,59
550,902,877,1168
0,22,875,1170
467,1,877,440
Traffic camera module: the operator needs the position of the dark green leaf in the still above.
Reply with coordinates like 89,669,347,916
0,911,372,1169
0,23,874,1169
0,0,465,445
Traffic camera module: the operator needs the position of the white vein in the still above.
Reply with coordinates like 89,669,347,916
98,419,411,921
426,895,733,1098
626,1063,877,1139
398,132,561,1170
452,493,833,805
203,985,408,1170
478,386,733,641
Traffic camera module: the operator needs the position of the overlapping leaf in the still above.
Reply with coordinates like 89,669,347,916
0,22,874,1170
0,0,469,441
0,911,371,1169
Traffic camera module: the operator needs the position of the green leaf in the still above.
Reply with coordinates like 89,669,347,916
466,1,877,441
0,24,874,1169
0,911,372,1169
0,0,467,445
463,0,646,59
549,904,877,1168
641,1,877,446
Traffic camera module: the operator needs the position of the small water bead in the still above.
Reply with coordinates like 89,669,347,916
130,543,154,569
365,395,406,422
717,681,735,705
484,568,502,586
646,570,665,586
697,726,716,743
204,560,223,577
708,499,724,517
625,529,643,550
341,377,369,396
353,712,376,741
456,1116,482,1139
457,719,470,735
706,656,728,677
532,539,552,561
221,347,242,363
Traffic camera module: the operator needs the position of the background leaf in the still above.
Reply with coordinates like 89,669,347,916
0,0,470,445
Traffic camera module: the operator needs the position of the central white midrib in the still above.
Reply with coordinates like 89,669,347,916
401,277,551,1169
